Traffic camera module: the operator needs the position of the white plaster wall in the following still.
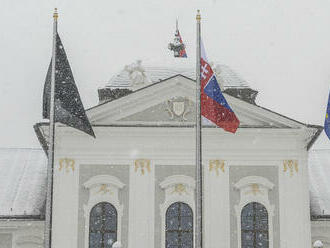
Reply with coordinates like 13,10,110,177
127,159,155,248
50,126,313,248
279,154,312,248
0,220,44,248
51,138,80,248
204,159,230,248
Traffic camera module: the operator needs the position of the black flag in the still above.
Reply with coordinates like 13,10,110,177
43,34,95,137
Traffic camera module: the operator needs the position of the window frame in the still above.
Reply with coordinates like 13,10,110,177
165,202,194,248
89,202,118,248
234,176,274,248
83,175,125,248
159,175,195,248
241,202,269,248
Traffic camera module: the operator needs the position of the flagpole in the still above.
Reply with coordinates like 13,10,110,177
44,8,57,248
195,10,203,248
176,18,178,32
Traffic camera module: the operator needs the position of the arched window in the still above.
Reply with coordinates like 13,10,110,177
241,202,269,248
89,202,117,248
166,202,193,248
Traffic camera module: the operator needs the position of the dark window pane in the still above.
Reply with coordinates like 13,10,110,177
89,202,117,248
167,245,179,248
241,216,254,230
242,231,254,244
255,218,268,230
89,233,102,248
103,233,117,248
241,202,268,248
167,205,179,217
105,204,117,218
181,232,193,246
256,232,268,247
180,203,193,216
90,216,103,232
242,203,254,217
166,202,193,248
256,209,267,218
166,232,179,245
167,216,179,230
180,216,193,230
105,216,117,231
91,205,103,217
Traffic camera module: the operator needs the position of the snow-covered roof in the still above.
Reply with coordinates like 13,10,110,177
0,148,47,218
309,149,330,216
105,58,249,90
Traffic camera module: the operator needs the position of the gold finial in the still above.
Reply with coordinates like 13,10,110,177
53,8,58,20
196,10,201,21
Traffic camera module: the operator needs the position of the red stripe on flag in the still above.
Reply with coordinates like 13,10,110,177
201,91,240,133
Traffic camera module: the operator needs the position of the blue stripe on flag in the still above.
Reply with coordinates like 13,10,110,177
204,75,233,112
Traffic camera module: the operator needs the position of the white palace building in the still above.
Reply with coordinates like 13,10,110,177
0,59,329,248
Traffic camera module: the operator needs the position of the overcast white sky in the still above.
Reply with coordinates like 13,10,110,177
1,0,329,148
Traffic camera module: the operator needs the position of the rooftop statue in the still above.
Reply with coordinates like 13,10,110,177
124,60,151,86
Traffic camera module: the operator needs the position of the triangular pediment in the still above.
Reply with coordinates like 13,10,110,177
87,75,304,129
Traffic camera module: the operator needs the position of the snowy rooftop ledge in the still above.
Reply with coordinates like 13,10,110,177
98,58,257,105
105,58,249,90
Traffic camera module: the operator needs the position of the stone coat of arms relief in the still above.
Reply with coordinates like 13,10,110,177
165,97,192,121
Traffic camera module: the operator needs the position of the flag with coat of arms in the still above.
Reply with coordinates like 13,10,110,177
200,41,240,133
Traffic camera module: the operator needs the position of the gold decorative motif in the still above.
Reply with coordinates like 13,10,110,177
283,160,298,177
209,160,225,175
96,184,113,195
59,158,75,172
134,159,151,175
245,184,263,195
171,184,188,195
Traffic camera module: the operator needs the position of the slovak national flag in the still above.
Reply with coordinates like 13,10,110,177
201,41,240,133
177,30,187,58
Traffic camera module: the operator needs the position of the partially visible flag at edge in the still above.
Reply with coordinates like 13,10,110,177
43,33,95,138
200,40,240,133
325,89,330,139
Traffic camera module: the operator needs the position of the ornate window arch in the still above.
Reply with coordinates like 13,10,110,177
89,202,118,248
241,202,269,248
234,176,274,248
84,175,125,248
165,202,193,248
